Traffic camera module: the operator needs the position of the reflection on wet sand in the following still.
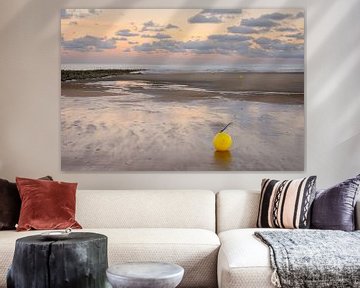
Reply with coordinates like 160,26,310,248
214,151,232,169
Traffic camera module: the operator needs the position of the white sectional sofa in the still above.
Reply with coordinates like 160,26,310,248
216,190,273,288
0,190,219,288
216,190,360,288
1,189,359,288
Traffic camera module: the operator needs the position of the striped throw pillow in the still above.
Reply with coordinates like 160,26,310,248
257,176,317,229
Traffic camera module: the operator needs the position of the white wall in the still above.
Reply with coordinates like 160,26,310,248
0,0,359,190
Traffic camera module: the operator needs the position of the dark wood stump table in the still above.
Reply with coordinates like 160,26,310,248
7,232,108,288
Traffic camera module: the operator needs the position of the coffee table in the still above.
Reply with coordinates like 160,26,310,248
106,262,184,288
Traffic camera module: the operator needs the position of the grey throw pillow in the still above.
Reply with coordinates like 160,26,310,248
311,174,360,231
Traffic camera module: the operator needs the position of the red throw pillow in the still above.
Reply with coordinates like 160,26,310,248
16,177,82,231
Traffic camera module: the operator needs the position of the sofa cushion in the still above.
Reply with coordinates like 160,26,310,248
218,228,279,288
257,177,317,229
0,228,220,288
76,190,216,231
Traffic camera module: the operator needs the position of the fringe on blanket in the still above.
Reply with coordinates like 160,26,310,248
271,269,281,288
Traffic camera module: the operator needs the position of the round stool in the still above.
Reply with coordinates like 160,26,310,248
106,262,184,288
7,232,108,288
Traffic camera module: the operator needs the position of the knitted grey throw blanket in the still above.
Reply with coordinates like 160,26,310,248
255,230,360,288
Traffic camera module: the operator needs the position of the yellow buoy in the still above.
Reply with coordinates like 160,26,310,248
213,123,233,151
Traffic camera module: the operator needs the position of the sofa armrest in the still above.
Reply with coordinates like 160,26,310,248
356,201,360,230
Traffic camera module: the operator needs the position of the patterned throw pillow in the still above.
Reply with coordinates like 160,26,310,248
257,176,317,229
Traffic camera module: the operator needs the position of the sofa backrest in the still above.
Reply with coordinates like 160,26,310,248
217,190,360,232
76,190,216,231
216,190,260,233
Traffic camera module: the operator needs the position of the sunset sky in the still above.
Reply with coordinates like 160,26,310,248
61,9,304,67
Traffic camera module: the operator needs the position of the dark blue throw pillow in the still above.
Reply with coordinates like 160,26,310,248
311,174,360,231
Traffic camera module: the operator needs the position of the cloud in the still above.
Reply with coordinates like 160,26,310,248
188,9,242,24
295,11,304,18
260,12,292,20
128,41,139,45
241,18,279,28
208,34,252,42
61,9,102,19
143,20,156,27
276,27,298,32
141,21,179,32
116,29,139,37
240,12,293,29
141,20,164,32
133,38,251,55
286,32,304,40
255,37,277,46
254,37,303,58
88,9,98,15
165,24,179,29
132,36,303,59
61,35,117,52
227,25,259,34
133,40,182,52
188,14,222,24
116,37,128,41
142,33,172,39
184,40,250,55
247,47,303,59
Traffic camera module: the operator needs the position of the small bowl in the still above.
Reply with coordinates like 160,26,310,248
41,228,72,240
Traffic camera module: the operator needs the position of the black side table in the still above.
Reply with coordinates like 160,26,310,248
7,232,108,288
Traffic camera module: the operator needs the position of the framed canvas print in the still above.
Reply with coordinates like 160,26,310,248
61,9,304,171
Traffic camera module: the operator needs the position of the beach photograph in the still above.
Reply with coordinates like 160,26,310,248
61,9,304,171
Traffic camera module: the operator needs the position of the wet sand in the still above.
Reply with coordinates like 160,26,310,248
61,72,304,171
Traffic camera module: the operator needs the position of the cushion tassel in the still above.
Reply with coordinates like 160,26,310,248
271,269,281,287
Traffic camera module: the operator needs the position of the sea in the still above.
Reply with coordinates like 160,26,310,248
61,63,304,73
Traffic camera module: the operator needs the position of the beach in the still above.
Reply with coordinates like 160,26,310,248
61,71,304,171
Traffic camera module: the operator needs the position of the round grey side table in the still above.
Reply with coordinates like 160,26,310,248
106,262,184,288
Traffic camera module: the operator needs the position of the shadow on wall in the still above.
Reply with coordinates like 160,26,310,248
306,0,360,158
308,0,360,106
306,0,360,182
